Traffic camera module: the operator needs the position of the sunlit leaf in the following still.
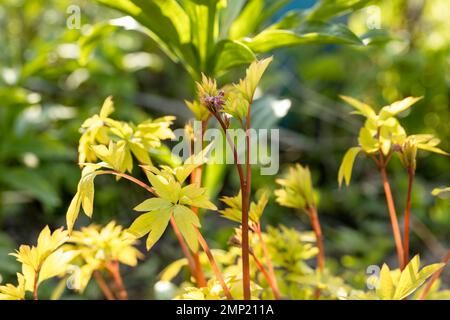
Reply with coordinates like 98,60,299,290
338,147,361,187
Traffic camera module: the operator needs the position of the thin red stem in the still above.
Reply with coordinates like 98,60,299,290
241,106,252,300
307,206,326,271
255,224,280,299
403,167,414,266
196,229,233,299
189,121,207,287
213,112,250,299
379,164,405,269
250,251,280,300
418,250,450,300
93,270,115,300
105,260,128,300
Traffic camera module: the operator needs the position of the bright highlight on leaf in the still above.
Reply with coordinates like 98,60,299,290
6,226,77,298
376,255,444,300
275,164,316,210
128,147,217,252
65,221,143,292
338,95,447,186
338,147,361,187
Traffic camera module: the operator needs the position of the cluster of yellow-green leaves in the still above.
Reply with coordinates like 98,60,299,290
355,255,445,300
275,164,316,211
0,227,75,300
196,57,272,120
219,191,268,227
66,97,176,232
64,221,142,292
128,150,216,252
157,225,320,300
338,96,448,186
0,222,142,300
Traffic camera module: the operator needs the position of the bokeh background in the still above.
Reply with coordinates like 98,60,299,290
0,0,449,298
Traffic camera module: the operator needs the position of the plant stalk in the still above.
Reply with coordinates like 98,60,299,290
307,206,326,270
212,112,250,299
250,251,280,299
255,224,280,299
403,166,414,266
106,260,128,300
418,250,450,300
379,165,405,269
190,120,208,287
93,270,115,300
170,215,197,280
196,229,233,299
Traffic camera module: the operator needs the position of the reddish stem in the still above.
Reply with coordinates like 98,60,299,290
170,216,197,279
250,251,280,299
196,229,233,299
189,122,207,287
255,224,280,299
418,250,450,300
105,261,128,300
241,108,253,300
212,112,249,299
379,165,405,269
403,167,414,267
307,206,326,271
93,270,115,300
33,270,39,300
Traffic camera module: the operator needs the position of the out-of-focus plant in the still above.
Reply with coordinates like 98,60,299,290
275,164,325,272
338,95,448,270
65,221,142,300
93,0,370,78
352,255,445,300
0,226,77,300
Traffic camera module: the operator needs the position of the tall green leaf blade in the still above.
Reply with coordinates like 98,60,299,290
211,40,256,74
1,168,60,208
94,0,187,63
229,0,265,39
173,205,201,252
307,0,374,21
338,147,361,187
244,21,363,53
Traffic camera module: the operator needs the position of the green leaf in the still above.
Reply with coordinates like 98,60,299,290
128,208,172,250
78,23,117,66
379,96,422,120
235,57,273,101
203,162,227,200
134,198,173,212
338,147,361,187
340,95,376,119
228,0,265,39
307,0,373,21
173,205,201,252
211,40,256,75
377,264,394,300
244,21,362,53
159,258,188,282
94,0,188,63
393,255,444,300
431,187,450,199
417,144,449,156
1,168,60,208
358,127,379,153
66,164,101,232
